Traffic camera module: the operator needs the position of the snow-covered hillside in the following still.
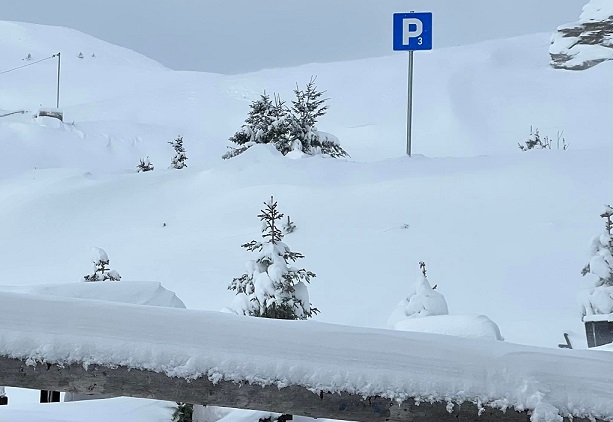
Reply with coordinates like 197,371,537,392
0,18,611,421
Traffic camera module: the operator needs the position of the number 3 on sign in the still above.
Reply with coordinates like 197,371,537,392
418,37,423,45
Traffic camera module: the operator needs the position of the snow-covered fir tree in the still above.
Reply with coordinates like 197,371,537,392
222,93,276,159
222,79,348,159
387,262,448,327
137,157,154,172
579,205,613,317
228,197,317,319
78,52,84,59
82,247,121,282
25,53,32,61
169,136,188,169
289,77,348,158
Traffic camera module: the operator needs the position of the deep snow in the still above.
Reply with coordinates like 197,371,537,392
0,17,612,422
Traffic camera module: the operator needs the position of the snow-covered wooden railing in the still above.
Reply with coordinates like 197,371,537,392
0,291,612,422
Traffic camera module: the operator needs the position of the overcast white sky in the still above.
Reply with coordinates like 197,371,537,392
2,0,586,74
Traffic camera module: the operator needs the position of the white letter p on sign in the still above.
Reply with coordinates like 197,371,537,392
402,18,423,45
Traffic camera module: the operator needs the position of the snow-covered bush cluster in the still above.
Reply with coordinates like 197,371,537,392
579,205,613,317
387,262,449,327
137,156,154,172
227,197,317,320
518,127,568,151
223,78,348,159
82,247,122,282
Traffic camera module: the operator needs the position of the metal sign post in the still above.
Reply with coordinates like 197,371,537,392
393,12,432,157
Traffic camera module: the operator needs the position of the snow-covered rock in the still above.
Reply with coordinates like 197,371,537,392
550,0,613,70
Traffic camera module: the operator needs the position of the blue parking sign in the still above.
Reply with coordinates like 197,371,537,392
393,12,432,51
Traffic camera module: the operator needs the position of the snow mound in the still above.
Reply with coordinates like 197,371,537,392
549,0,613,70
0,281,186,309
393,314,504,341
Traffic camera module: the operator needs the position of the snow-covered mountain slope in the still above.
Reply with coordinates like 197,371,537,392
1,22,611,171
550,0,613,70
0,21,611,348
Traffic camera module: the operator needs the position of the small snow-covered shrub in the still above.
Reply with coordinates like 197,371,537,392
387,262,448,327
82,247,121,282
137,157,154,172
223,78,348,159
282,215,296,234
169,136,188,169
228,196,317,320
518,127,568,151
579,205,613,317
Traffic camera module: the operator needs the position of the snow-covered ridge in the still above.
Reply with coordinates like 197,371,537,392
1,291,612,422
0,21,166,70
549,0,613,70
0,281,186,309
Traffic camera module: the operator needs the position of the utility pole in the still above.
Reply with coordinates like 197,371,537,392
55,52,61,109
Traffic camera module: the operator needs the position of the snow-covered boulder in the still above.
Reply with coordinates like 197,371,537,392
550,0,613,70
393,314,504,341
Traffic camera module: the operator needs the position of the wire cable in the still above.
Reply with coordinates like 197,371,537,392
0,54,57,76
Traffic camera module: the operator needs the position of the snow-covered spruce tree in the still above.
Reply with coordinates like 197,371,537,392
228,197,317,319
387,261,448,327
289,77,348,158
137,157,154,172
78,52,84,59
169,136,188,169
579,205,613,316
82,247,121,282
222,93,276,159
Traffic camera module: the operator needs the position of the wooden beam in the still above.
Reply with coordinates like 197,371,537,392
0,355,598,422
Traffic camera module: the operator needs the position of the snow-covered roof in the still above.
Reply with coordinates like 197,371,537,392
0,291,612,422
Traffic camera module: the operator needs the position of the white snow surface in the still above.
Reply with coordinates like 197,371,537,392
0,397,174,422
1,291,613,422
580,0,613,22
393,314,504,341
0,19,612,422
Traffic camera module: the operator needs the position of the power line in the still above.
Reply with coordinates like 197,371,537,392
0,54,57,76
